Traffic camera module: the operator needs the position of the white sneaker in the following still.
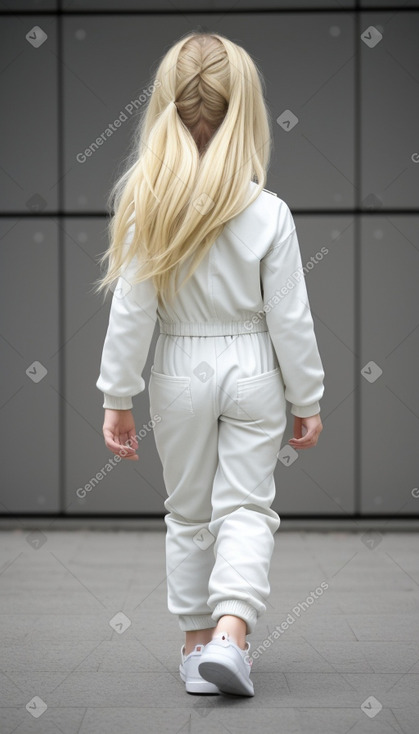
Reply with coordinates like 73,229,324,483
198,631,254,696
179,643,220,694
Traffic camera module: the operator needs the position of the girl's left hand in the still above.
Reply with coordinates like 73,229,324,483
102,409,139,460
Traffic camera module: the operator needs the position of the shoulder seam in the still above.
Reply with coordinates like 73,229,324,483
265,227,297,256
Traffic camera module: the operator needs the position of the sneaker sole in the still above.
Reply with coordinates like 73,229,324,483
185,678,220,694
198,656,254,697
179,667,220,695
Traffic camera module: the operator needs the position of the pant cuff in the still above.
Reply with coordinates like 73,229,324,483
211,600,258,635
178,613,218,632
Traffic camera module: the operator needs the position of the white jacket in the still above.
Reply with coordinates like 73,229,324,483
96,180,325,417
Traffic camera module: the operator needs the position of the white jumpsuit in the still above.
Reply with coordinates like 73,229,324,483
96,180,325,635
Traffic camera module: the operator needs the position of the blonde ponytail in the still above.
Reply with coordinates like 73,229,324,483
92,31,273,310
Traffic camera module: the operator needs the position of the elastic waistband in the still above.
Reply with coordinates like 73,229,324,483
158,317,268,336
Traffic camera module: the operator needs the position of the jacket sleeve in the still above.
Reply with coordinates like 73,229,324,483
260,215,325,418
95,224,158,410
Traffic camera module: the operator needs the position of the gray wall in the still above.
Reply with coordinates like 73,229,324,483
0,2,418,517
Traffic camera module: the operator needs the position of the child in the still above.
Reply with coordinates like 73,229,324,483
94,31,324,697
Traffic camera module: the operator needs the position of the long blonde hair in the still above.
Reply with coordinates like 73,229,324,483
92,31,273,310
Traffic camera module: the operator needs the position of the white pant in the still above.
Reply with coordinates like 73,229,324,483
148,329,287,635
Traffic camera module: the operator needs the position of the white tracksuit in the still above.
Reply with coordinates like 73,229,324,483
96,180,325,635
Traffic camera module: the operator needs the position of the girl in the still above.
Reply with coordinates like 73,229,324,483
94,31,324,697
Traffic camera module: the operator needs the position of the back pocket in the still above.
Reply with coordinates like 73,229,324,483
149,365,194,417
236,366,285,422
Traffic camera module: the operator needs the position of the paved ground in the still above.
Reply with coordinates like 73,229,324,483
1,528,418,733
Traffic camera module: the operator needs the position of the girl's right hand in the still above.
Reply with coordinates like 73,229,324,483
288,414,323,449
102,409,139,460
